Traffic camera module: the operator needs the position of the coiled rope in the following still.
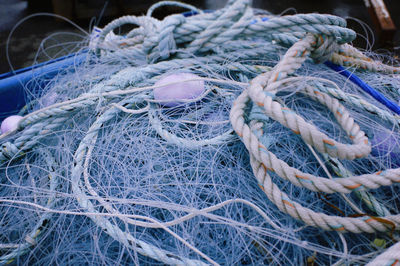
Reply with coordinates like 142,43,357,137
230,29,400,265
1,0,400,264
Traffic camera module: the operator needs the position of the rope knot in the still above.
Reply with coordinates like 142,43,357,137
149,0,253,61
157,14,186,60
1,142,20,161
310,34,339,64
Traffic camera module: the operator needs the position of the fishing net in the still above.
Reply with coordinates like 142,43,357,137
1,0,399,265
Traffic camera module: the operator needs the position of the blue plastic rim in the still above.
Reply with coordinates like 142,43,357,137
0,51,88,121
1,10,399,123
0,10,209,121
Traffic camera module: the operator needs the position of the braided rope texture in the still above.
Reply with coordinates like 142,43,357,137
230,33,400,234
366,242,400,266
1,0,400,264
3,0,397,164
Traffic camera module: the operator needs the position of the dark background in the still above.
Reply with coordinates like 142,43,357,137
0,0,399,74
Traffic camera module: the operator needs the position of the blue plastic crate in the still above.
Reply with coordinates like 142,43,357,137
0,10,203,122
0,51,87,121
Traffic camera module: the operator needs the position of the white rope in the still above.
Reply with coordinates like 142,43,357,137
366,242,400,266
230,33,400,233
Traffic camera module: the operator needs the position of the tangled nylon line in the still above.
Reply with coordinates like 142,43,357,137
1,0,398,162
366,241,400,266
230,33,400,263
1,0,400,264
0,48,289,264
93,0,400,74
0,151,58,265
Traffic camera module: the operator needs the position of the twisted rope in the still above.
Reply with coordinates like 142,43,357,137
366,242,400,266
3,0,397,163
2,0,400,264
70,93,214,265
0,40,282,163
230,33,400,233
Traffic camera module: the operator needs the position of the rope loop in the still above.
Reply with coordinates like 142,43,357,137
310,34,339,63
90,0,361,66
229,28,400,234
146,1,203,17
247,34,366,160
157,14,186,60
